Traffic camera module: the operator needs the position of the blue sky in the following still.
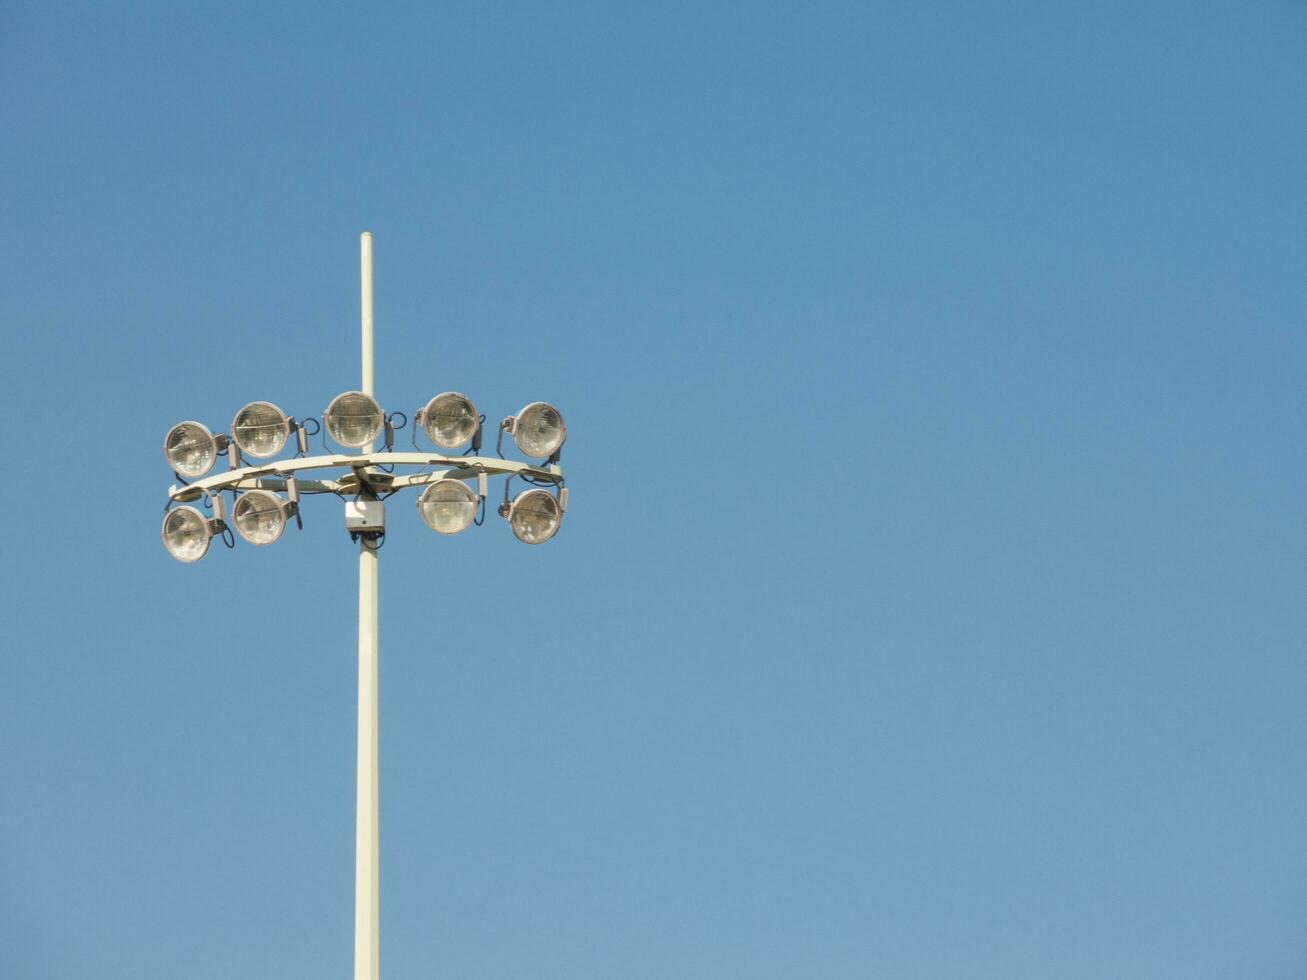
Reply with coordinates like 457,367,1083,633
3,2,1306,977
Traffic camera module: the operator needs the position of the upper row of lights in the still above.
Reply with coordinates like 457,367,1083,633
163,391,565,479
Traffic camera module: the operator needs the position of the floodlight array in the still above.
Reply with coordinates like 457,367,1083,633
161,392,568,562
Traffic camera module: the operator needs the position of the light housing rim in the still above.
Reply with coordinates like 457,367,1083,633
163,420,219,478
231,401,292,459
231,488,289,546
512,401,567,459
161,505,214,563
416,478,479,535
323,390,385,449
421,391,479,449
508,487,563,544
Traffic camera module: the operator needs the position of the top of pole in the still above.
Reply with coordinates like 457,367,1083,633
361,232,374,398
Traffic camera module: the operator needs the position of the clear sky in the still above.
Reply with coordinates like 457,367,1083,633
3,2,1306,977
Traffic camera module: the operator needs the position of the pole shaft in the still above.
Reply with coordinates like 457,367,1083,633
355,232,380,980
361,232,375,398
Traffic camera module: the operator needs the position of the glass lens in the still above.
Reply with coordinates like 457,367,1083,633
423,393,478,449
165,422,217,477
514,402,565,458
325,392,383,448
510,489,561,544
233,491,286,545
232,402,289,458
417,480,477,534
162,507,211,562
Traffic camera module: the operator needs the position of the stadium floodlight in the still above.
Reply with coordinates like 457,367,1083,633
416,478,479,534
324,391,384,448
164,421,220,478
161,504,219,563
503,487,563,544
158,234,574,980
232,401,293,458
232,488,294,545
418,392,480,450
505,401,566,459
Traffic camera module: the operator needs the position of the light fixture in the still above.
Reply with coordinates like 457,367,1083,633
504,487,562,544
232,489,292,545
158,235,578,980
324,391,384,448
506,402,566,459
161,504,218,562
417,479,479,535
231,401,293,458
418,392,480,450
164,421,220,478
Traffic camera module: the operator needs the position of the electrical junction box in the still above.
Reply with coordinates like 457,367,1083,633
345,499,386,533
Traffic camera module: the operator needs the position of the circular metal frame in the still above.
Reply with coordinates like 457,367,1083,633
162,505,213,563
420,391,479,449
164,420,219,478
231,401,292,459
232,489,290,545
324,391,385,449
416,478,479,535
168,451,561,503
513,401,567,459
508,487,562,544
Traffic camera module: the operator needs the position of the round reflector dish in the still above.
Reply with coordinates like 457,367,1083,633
324,391,384,448
162,506,212,563
164,421,218,478
417,479,479,535
509,488,562,544
232,489,287,545
231,401,291,458
513,402,566,459
422,392,479,449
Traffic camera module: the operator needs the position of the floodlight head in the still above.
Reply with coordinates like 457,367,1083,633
419,392,479,449
417,479,478,535
510,402,566,459
506,488,562,544
161,505,215,563
164,421,219,478
232,489,289,546
324,391,384,448
232,401,291,458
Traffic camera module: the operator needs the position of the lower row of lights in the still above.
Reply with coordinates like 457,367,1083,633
162,481,565,562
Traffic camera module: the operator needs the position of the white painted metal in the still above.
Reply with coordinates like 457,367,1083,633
168,453,562,503
346,499,387,533
168,468,559,508
361,232,375,402
356,538,380,980
356,231,381,980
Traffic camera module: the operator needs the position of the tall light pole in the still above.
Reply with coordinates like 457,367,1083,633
160,233,571,979
356,231,380,980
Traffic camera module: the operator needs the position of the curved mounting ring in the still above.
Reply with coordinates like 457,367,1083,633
167,452,563,503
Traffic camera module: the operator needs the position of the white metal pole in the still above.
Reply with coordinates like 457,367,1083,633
355,231,380,980
361,232,375,399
